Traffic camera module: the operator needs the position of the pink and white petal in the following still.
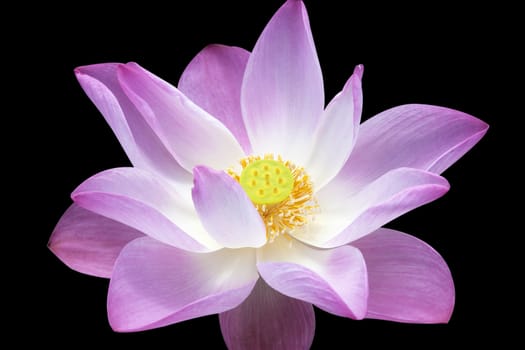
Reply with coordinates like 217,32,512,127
220,279,315,350
75,64,191,186
329,104,489,191
48,204,144,278
192,166,266,249
300,168,450,248
178,44,252,154
241,0,324,165
72,167,220,252
352,228,455,323
306,65,363,189
257,236,368,319
108,237,258,332
117,62,245,171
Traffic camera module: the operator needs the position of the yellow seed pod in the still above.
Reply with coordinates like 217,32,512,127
239,159,294,204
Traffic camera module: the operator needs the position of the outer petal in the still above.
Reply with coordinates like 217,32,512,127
108,237,258,332
75,64,190,186
257,236,368,319
220,279,315,350
192,166,266,249
72,167,219,252
241,0,324,164
352,228,455,323
48,204,143,278
117,62,245,171
306,65,363,189
300,168,450,248
328,104,489,191
178,44,252,154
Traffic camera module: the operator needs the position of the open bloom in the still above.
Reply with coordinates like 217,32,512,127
49,0,488,348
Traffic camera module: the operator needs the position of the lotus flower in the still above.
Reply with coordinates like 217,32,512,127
49,0,488,348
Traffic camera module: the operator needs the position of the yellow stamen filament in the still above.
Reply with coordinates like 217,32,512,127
229,154,317,243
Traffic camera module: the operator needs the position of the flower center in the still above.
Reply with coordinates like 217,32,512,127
239,159,294,204
229,154,317,242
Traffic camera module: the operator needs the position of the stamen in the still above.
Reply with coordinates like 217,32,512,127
229,154,317,243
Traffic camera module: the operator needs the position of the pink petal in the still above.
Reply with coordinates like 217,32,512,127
192,166,266,248
72,167,219,252
178,44,252,154
352,228,455,323
48,204,143,278
330,104,488,190
75,64,191,185
108,237,258,332
257,237,368,319
301,168,450,248
241,0,324,165
219,279,315,350
117,62,245,171
306,65,363,189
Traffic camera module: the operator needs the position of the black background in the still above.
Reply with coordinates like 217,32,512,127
13,0,516,347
